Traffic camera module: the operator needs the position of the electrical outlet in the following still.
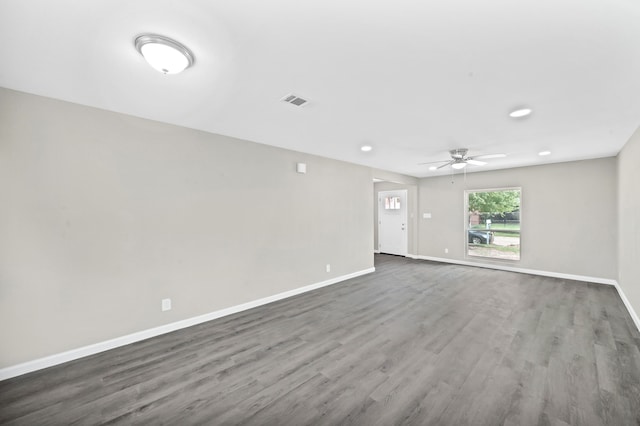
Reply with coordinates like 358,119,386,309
162,298,172,311
444,248,449,254
326,264,331,273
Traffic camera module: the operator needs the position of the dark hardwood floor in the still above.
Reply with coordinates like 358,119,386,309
2,255,640,425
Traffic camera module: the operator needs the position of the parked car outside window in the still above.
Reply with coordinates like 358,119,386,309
468,229,494,244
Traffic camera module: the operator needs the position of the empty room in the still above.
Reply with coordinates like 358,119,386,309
1,1,639,424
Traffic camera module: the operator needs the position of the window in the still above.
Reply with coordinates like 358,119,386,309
466,188,521,261
384,196,401,210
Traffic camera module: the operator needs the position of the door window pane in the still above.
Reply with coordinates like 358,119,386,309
384,196,401,210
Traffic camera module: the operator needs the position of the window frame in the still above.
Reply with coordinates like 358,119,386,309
464,186,522,262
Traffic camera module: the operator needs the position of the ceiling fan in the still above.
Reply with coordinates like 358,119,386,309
420,148,506,170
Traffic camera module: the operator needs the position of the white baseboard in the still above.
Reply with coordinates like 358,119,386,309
410,254,618,285
373,250,380,254
614,282,640,333
0,267,375,382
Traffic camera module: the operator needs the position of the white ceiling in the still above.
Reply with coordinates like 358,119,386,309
1,0,639,177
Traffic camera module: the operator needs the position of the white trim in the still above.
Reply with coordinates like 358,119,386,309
0,267,375,381
614,281,640,333
374,250,381,254
411,255,617,285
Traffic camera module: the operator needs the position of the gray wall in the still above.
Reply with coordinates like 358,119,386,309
0,88,374,368
418,158,618,279
618,126,640,322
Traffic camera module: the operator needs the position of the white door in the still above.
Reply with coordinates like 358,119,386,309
378,190,408,256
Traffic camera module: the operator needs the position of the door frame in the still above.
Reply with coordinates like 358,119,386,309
377,189,408,256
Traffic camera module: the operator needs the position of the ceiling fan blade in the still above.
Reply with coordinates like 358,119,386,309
417,160,450,165
467,159,487,166
437,160,454,169
471,153,506,160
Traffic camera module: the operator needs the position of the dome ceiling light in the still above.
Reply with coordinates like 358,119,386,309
135,34,195,74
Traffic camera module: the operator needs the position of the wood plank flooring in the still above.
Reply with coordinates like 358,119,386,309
1,254,640,425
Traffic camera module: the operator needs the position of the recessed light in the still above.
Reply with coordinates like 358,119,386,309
135,34,194,74
538,150,551,156
509,108,532,118
360,145,373,152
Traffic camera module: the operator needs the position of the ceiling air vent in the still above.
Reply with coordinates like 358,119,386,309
282,94,308,107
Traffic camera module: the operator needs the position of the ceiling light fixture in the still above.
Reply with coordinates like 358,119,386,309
538,150,551,156
509,107,532,118
429,166,437,171
451,162,467,170
135,34,194,74
360,145,373,152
